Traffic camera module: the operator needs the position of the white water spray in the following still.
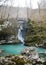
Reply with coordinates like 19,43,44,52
17,25,25,44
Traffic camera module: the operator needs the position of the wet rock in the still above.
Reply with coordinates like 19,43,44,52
21,47,39,60
0,49,4,53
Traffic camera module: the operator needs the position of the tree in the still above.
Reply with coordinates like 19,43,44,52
38,2,41,17
0,0,9,19
16,0,19,20
25,0,29,19
25,0,32,20
30,0,32,19
0,0,14,19
38,0,46,20
40,0,46,9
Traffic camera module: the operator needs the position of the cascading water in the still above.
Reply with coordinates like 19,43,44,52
17,25,25,44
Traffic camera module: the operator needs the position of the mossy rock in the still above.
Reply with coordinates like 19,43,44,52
25,34,46,46
11,57,26,65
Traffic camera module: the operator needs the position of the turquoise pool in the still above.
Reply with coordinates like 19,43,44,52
0,44,46,56
0,44,26,56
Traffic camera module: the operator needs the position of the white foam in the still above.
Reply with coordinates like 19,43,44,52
17,25,25,44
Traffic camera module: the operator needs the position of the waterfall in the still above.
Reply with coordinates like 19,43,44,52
17,25,25,44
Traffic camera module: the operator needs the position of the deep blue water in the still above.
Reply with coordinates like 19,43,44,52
0,44,46,56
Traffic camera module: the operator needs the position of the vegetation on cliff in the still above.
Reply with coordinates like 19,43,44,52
25,19,46,47
0,18,46,47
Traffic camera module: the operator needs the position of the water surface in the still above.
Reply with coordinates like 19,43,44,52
0,44,46,57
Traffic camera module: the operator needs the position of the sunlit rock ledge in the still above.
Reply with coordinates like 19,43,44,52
0,40,21,45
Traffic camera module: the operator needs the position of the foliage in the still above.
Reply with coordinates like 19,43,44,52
25,19,46,46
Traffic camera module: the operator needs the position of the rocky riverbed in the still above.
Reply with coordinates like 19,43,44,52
0,55,46,65
0,47,46,65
